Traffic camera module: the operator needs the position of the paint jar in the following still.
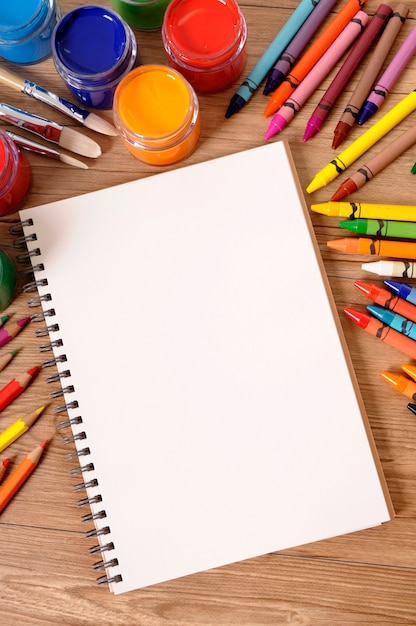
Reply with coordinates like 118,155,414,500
0,0,61,64
113,65,201,166
111,0,171,30
161,0,247,92
52,5,138,109
0,131,31,218
0,249,17,312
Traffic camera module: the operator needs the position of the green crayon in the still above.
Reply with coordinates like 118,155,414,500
339,218,416,239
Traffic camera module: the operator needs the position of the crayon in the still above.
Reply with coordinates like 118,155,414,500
331,123,416,200
381,371,416,398
0,406,47,453
384,279,416,304
0,316,30,349
311,201,416,221
407,402,416,415
306,88,416,193
0,440,48,513
327,237,416,259
368,304,416,340
354,280,416,324
225,0,320,118
263,0,340,96
361,260,416,277
0,349,18,373
264,12,368,140
332,3,408,148
358,23,416,124
263,0,368,117
0,366,40,412
344,307,416,359
401,363,416,381
304,3,393,142
339,218,416,239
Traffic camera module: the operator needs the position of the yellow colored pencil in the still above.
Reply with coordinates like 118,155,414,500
0,405,47,453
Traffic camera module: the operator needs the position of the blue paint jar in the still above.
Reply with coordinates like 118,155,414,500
0,0,61,64
52,5,138,110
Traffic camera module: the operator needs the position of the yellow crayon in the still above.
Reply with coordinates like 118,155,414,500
311,201,416,221
0,405,46,453
306,88,416,193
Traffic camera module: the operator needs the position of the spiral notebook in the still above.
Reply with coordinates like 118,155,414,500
17,141,393,594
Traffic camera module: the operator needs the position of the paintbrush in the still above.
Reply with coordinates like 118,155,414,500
0,64,117,136
0,103,101,158
6,131,88,169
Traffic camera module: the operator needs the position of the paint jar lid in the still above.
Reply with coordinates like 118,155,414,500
0,249,16,312
53,6,136,89
0,0,53,42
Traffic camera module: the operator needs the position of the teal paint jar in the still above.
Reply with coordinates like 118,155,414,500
111,0,171,30
0,0,61,64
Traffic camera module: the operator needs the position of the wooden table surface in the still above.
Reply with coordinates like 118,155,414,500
1,0,416,623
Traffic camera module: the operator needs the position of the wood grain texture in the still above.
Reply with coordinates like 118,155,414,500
0,0,416,623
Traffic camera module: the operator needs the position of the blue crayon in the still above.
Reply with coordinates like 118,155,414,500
384,279,416,305
225,0,321,118
367,304,416,341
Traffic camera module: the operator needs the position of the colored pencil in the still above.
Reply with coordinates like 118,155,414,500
0,349,18,373
0,457,10,484
0,316,30,349
0,440,48,513
0,406,47,453
0,366,40,412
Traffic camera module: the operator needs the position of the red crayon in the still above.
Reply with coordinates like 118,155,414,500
0,316,31,349
0,366,40,412
344,307,416,359
354,280,416,324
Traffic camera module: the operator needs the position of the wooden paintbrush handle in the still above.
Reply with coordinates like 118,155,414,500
0,65,24,92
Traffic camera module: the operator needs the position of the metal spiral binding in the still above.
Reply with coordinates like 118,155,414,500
10,220,123,588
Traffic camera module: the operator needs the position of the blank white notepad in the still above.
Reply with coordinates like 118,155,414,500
19,141,393,594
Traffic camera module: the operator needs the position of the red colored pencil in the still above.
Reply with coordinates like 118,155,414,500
0,457,10,483
0,366,40,412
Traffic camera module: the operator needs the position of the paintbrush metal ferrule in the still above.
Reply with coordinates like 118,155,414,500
0,103,101,157
21,80,117,136
0,103,63,142
5,131,88,169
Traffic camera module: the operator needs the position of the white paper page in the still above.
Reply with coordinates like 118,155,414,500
20,142,392,594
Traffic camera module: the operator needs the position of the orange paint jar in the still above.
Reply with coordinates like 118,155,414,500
161,0,247,92
113,65,201,166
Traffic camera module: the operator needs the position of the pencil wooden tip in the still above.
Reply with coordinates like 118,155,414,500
59,127,101,158
83,112,118,136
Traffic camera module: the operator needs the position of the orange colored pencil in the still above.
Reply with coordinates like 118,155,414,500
327,237,416,259
0,440,48,513
264,0,368,117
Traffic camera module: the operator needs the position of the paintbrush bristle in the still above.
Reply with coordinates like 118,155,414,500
59,153,89,169
83,111,118,136
59,127,102,158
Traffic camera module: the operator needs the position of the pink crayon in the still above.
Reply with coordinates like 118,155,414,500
264,11,369,141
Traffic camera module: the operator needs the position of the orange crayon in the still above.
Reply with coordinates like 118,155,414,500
263,0,367,117
0,440,48,513
381,370,416,399
327,237,416,259
344,307,416,359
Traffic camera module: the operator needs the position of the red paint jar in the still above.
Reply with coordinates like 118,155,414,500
0,131,31,216
161,0,247,92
